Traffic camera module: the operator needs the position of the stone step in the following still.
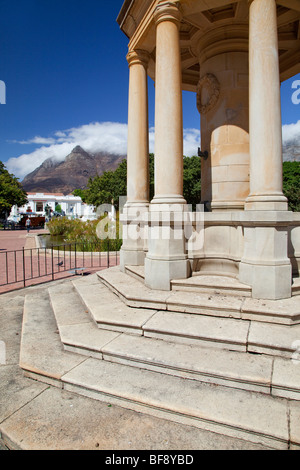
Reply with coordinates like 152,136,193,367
99,267,300,326
19,282,300,449
125,265,252,297
48,279,122,359
47,277,300,400
61,358,290,450
292,277,300,296
76,270,300,357
19,290,87,386
71,274,157,335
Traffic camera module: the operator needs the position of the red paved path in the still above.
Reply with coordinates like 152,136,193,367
0,228,119,294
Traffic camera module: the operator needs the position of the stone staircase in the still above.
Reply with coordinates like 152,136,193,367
19,267,300,450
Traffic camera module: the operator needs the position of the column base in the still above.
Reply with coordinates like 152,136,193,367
238,211,293,300
145,257,191,291
119,202,149,272
120,248,146,273
245,195,288,211
239,262,292,300
211,201,245,212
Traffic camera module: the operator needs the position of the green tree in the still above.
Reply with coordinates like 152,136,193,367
183,155,201,209
55,203,62,214
84,159,127,210
283,161,300,212
0,161,28,218
72,188,87,202
82,155,202,210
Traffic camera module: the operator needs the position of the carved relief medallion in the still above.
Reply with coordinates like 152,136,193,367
197,73,220,114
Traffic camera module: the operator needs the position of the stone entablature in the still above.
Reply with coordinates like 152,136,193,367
118,0,300,90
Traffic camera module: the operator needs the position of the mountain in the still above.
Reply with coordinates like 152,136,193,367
283,140,300,162
21,139,299,195
21,146,126,195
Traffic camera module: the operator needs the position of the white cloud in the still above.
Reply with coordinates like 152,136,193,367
282,120,300,145
6,122,129,180
6,142,75,180
15,136,57,145
6,121,200,180
9,120,299,181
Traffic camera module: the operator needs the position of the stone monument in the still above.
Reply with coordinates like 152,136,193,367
118,0,300,300
15,0,300,450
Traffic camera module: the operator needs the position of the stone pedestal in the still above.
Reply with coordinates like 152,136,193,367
120,203,149,270
145,203,191,291
239,212,293,300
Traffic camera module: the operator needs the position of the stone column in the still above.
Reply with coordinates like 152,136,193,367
196,31,250,212
245,0,287,211
120,49,150,271
151,2,185,205
144,1,191,290
239,0,292,299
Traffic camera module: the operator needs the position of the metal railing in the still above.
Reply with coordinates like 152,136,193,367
0,241,120,291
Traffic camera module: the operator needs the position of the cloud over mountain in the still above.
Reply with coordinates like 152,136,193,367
5,119,299,180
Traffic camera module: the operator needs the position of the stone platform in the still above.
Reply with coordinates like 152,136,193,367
16,266,300,450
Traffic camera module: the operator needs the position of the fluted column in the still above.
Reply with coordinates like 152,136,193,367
120,49,150,271
245,0,287,211
144,1,190,290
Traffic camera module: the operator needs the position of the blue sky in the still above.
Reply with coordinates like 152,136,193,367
0,0,299,180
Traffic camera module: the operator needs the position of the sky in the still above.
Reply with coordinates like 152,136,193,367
0,0,299,181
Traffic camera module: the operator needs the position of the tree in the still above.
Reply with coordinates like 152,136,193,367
283,161,300,212
55,203,62,214
84,160,127,210
81,155,202,211
183,155,201,210
0,161,28,219
72,188,87,202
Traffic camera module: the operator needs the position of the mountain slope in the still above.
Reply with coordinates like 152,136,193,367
21,146,126,195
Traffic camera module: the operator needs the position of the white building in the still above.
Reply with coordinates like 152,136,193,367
10,192,96,221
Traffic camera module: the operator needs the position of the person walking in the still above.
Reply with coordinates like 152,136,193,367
25,218,31,233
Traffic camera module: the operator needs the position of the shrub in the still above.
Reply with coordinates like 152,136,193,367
46,216,122,252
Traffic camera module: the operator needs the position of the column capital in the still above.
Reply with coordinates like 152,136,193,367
126,49,151,68
153,1,182,27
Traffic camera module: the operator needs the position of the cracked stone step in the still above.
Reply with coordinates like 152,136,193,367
101,333,273,394
61,358,290,450
47,282,274,395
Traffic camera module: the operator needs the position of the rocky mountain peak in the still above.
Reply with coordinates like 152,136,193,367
21,147,126,195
